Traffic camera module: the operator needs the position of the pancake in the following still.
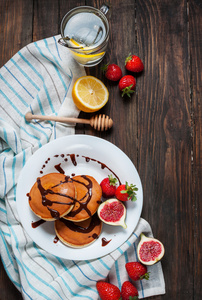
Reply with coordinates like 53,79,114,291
55,214,102,248
64,175,102,222
28,173,75,221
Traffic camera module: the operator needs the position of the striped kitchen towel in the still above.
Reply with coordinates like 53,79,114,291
0,35,165,299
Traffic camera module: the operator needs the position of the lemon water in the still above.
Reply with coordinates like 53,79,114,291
64,12,106,47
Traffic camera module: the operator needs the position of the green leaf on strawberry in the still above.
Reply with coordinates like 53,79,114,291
121,84,135,97
120,182,138,201
119,75,136,97
115,182,138,202
108,175,118,186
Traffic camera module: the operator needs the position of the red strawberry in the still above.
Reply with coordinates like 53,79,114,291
100,175,118,198
102,63,122,81
125,262,150,281
96,281,121,300
125,54,144,73
121,281,139,300
115,182,138,202
118,75,136,97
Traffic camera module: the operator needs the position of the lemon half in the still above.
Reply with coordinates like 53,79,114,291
72,76,109,112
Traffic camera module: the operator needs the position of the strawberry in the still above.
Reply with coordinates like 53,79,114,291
121,281,139,300
125,54,144,73
118,75,136,97
96,281,121,300
100,175,118,198
115,182,138,202
102,63,122,81
125,262,150,281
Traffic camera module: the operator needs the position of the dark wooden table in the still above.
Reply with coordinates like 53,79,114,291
0,0,201,299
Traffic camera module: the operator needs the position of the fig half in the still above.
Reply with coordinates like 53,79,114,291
97,198,127,229
137,233,165,265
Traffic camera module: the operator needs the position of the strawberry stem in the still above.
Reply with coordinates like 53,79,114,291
121,84,135,97
108,175,118,186
125,53,132,64
101,63,109,73
120,182,138,201
140,272,150,280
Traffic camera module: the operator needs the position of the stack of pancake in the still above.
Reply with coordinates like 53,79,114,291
28,173,102,248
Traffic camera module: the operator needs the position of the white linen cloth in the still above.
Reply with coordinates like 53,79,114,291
0,35,165,299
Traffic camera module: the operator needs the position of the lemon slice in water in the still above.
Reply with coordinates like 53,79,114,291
68,38,105,65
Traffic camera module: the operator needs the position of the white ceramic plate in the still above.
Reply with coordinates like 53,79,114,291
16,135,143,260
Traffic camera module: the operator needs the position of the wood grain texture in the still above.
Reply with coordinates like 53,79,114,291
136,0,193,299
0,0,33,67
33,0,59,41
0,0,201,299
189,0,202,299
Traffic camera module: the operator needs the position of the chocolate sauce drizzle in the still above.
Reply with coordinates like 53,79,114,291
102,237,112,247
54,163,65,174
92,233,99,239
40,153,121,185
32,219,46,228
53,236,59,243
82,156,121,185
29,175,95,220
69,154,77,166
31,152,121,224
67,175,92,218
35,177,75,219
60,214,101,236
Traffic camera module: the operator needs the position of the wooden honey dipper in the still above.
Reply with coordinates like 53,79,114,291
25,112,113,131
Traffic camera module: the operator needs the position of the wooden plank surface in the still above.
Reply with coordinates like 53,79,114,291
0,0,33,66
0,0,201,299
137,1,193,299
189,0,202,298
